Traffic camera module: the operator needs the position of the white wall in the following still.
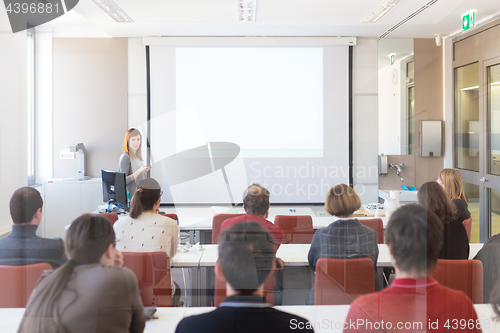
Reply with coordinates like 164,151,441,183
0,7,27,234
378,58,407,155
35,28,53,183
352,38,379,203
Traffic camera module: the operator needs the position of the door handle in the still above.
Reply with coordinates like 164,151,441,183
480,177,488,182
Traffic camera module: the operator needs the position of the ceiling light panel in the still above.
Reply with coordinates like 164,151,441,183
362,0,405,23
93,0,133,22
112,0,237,23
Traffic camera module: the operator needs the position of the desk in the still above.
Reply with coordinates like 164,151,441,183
2,304,497,333
195,243,485,268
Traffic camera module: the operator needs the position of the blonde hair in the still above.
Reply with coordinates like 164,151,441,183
123,128,144,161
438,168,467,205
325,184,361,217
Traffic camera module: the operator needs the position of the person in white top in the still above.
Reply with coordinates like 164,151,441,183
114,178,178,259
114,178,180,305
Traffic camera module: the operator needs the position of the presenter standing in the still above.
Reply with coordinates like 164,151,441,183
119,128,150,195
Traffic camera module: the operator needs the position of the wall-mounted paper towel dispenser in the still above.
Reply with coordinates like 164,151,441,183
420,120,442,157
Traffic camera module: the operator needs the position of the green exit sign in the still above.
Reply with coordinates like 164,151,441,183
462,10,477,32
388,53,395,66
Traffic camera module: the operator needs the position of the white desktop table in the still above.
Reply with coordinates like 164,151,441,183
195,243,485,268
2,304,497,333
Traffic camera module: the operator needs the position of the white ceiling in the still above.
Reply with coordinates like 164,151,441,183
37,0,500,39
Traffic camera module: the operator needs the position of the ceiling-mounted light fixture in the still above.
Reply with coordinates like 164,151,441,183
362,0,405,23
93,0,133,22
238,0,257,23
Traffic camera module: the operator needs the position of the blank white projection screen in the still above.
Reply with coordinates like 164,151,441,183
149,46,349,204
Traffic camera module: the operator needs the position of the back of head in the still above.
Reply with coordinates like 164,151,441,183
418,181,456,224
385,204,443,276
438,168,467,204
19,214,115,333
325,184,361,217
242,184,270,217
10,187,43,224
129,178,162,218
218,222,276,294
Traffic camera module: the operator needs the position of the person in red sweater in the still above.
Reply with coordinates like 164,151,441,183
343,204,481,333
221,184,285,304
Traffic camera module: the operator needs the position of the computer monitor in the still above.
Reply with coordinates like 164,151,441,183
101,170,128,212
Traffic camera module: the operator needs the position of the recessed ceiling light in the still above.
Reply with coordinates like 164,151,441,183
93,0,133,22
238,0,257,23
362,0,404,23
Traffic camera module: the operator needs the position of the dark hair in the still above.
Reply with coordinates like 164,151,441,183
491,281,500,318
18,215,115,333
9,187,43,224
218,222,276,295
385,204,443,276
418,181,456,224
242,184,270,217
129,179,162,219
325,184,361,217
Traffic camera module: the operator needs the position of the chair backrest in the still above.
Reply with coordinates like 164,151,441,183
433,259,483,304
213,260,275,306
0,263,52,308
463,217,472,240
314,258,375,305
161,213,179,222
359,219,384,244
274,215,314,244
212,214,244,244
91,213,119,225
122,252,171,307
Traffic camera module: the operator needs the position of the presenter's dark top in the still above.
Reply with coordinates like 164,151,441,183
0,224,67,268
175,295,314,333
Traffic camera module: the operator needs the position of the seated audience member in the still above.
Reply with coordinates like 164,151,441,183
474,233,500,302
343,205,480,333
418,181,469,259
113,178,180,304
437,168,471,222
307,184,378,302
0,187,66,268
18,215,145,333
175,222,314,333
491,281,500,318
221,184,285,304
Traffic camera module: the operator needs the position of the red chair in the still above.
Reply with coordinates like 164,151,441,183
463,217,472,240
91,213,119,225
359,218,384,244
214,260,275,306
314,258,375,305
161,213,179,222
433,259,483,304
212,214,244,244
122,252,172,307
274,215,314,244
0,263,52,307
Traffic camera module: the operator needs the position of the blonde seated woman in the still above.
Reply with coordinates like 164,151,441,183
437,168,471,223
113,178,180,304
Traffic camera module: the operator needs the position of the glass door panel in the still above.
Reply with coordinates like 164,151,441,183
464,182,480,242
488,64,500,176
489,188,500,237
454,63,479,171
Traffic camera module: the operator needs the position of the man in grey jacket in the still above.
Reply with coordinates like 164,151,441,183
0,187,66,268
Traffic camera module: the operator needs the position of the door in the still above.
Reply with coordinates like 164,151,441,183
454,59,500,242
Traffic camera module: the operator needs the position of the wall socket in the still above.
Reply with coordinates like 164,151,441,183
60,149,75,160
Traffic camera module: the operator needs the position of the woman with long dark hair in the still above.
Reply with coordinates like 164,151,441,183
113,178,179,305
18,215,145,333
418,181,469,260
